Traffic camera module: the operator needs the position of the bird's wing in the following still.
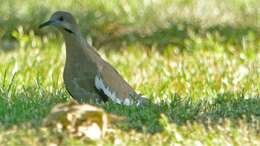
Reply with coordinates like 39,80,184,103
94,61,136,106
82,44,143,106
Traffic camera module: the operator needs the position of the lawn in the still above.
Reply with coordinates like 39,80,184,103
0,0,259,145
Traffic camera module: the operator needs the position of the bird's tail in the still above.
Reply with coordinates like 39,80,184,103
129,92,151,106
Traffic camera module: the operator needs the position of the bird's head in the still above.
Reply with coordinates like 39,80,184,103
39,11,78,34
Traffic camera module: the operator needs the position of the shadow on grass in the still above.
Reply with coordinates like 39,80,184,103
0,88,259,134
1,20,259,52
0,87,68,128
102,92,260,133
93,22,259,51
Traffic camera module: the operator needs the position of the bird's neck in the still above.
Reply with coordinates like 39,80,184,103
62,32,90,61
62,31,102,68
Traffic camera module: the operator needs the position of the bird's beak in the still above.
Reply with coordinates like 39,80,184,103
39,20,55,29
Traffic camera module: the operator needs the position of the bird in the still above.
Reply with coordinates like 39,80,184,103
39,11,147,106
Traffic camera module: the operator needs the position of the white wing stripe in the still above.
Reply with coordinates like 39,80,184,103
95,75,131,105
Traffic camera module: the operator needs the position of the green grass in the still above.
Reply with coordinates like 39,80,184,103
0,34,259,145
1,0,259,50
0,0,260,145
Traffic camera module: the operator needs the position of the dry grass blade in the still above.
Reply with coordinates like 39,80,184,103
43,102,125,140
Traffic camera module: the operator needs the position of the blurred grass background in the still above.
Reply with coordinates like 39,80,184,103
0,0,259,50
0,0,259,145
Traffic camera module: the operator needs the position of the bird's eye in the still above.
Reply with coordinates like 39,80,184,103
59,16,64,21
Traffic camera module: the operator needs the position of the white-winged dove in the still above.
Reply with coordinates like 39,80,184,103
39,11,147,106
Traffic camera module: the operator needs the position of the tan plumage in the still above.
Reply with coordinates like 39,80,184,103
40,11,147,105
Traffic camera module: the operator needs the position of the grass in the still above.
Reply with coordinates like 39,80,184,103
0,0,260,145
1,0,259,49
0,34,259,145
